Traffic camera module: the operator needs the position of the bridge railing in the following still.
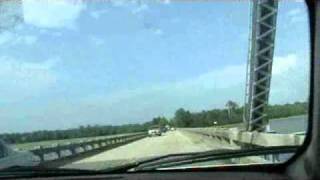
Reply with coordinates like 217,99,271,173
181,128,305,164
28,132,147,162
181,128,305,147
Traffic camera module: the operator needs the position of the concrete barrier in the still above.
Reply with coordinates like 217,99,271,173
181,128,305,147
181,128,305,164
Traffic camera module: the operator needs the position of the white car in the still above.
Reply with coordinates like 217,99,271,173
148,127,162,137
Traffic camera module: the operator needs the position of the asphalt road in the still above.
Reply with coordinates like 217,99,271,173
63,116,307,170
64,130,233,170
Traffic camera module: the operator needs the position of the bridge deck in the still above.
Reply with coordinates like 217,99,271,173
64,130,232,170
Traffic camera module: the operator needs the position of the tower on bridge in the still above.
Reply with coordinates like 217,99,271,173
244,0,279,132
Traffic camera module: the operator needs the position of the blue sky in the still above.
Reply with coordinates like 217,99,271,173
0,0,309,133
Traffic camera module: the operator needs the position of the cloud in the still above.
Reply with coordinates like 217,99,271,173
272,54,297,75
153,28,163,35
0,32,13,45
72,63,247,124
73,54,307,123
90,12,100,19
132,4,149,14
289,16,306,24
0,56,59,103
286,7,307,24
269,54,309,104
0,56,58,86
105,0,149,15
90,9,108,19
0,52,308,131
0,31,38,46
287,9,301,17
22,0,85,29
89,35,104,46
5,62,247,129
162,0,171,4
23,35,37,45
97,54,304,108
110,0,127,7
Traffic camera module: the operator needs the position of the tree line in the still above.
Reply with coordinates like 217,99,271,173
0,101,307,144
170,101,307,128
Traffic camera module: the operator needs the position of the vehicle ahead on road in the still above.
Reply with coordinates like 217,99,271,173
148,126,162,137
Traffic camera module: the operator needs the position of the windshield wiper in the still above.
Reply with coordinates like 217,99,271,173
135,145,299,171
103,145,299,172
0,146,299,177
0,165,98,178
99,151,209,173
100,149,230,173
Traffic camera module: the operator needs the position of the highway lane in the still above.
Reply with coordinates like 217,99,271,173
64,130,234,170
63,115,307,170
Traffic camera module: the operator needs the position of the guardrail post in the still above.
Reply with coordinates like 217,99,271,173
270,153,279,163
38,146,45,162
56,144,62,159
81,144,86,152
88,144,92,150
229,139,237,146
70,145,77,155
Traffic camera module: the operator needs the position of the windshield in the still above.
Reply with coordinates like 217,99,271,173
0,0,309,174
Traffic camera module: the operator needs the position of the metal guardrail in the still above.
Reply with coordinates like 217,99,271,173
29,132,147,162
182,128,305,147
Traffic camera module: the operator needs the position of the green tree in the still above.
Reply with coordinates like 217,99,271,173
173,108,193,127
225,100,239,120
151,117,168,127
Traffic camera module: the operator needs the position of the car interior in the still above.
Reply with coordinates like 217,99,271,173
0,0,319,179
